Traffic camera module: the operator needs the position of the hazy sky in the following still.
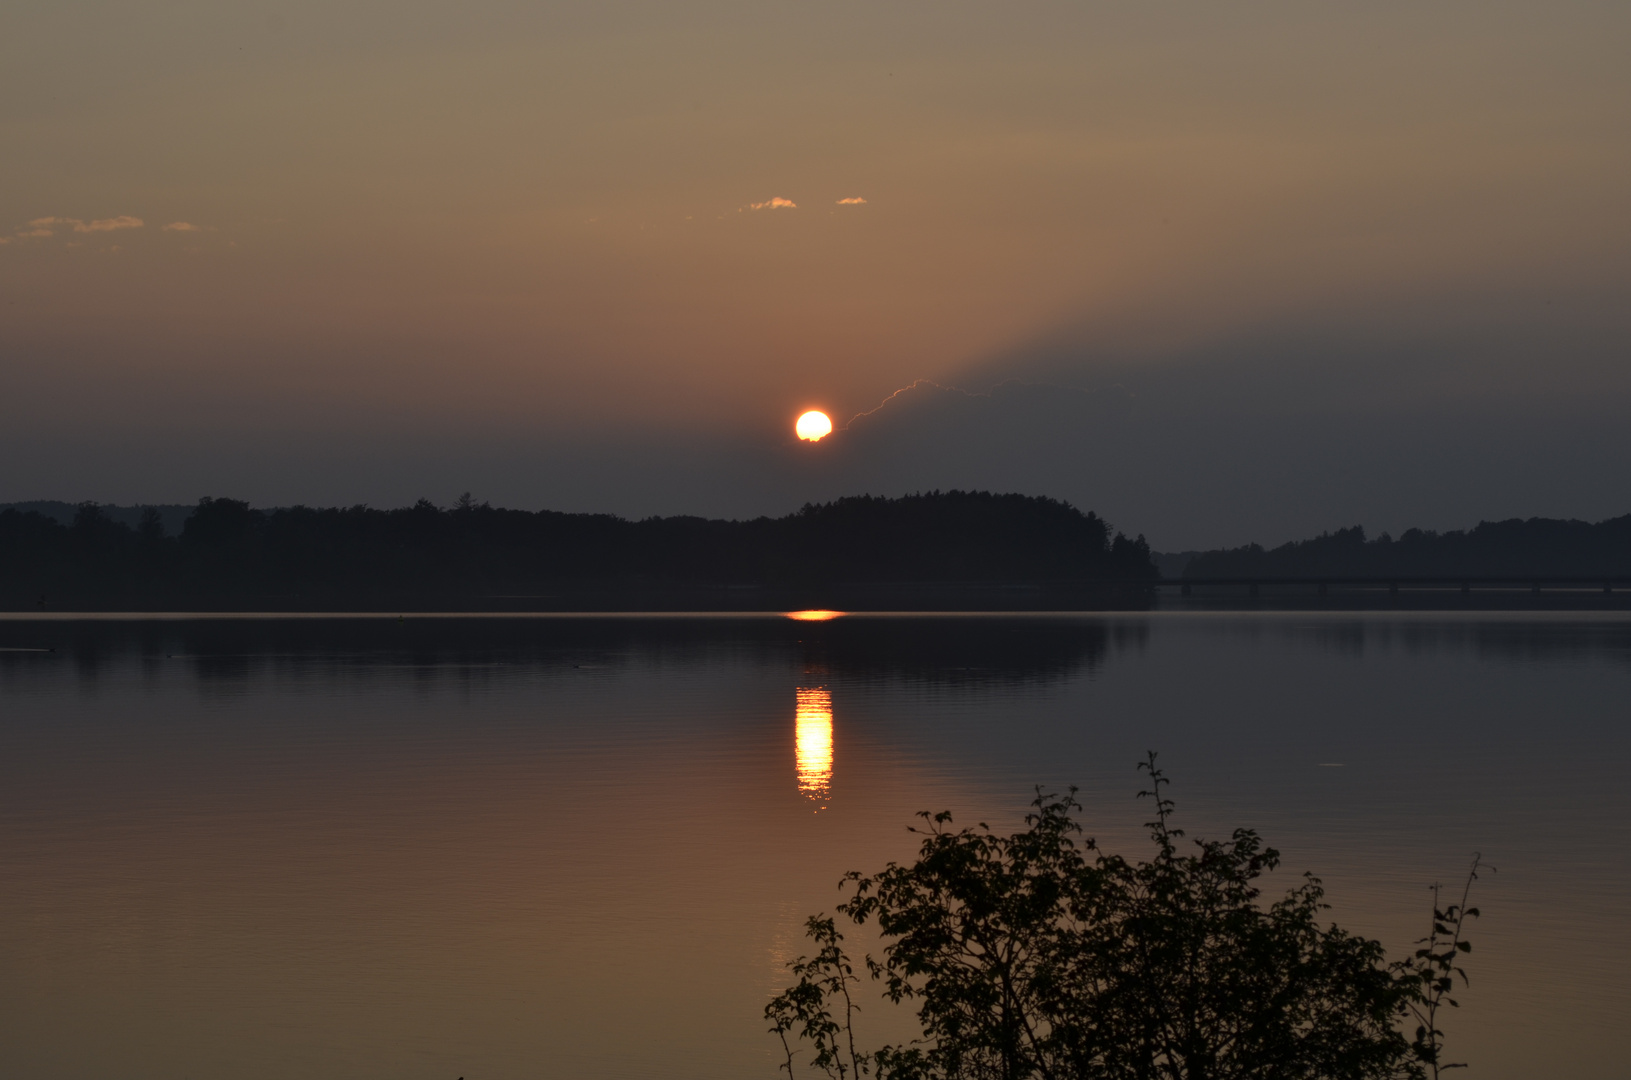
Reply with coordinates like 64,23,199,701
3,0,1628,547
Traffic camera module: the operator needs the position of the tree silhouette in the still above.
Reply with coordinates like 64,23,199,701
769,756,1482,1080
0,490,1157,609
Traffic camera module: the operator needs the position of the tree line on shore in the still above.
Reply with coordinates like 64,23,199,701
0,490,1156,608
1184,515,1631,579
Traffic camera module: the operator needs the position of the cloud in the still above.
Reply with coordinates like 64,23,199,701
17,215,144,237
163,222,201,232
870,375,1631,549
75,216,143,233
23,217,68,235
748,197,797,210
836,197,868,205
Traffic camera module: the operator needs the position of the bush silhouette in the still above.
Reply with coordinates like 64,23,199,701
769,755,1482,1080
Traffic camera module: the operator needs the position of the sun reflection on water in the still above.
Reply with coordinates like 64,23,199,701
786,609,845,622
795,686,834,811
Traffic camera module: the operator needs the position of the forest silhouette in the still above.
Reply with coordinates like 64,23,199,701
1184,517,1631,579
0,491,1155,610
12,493,1630,609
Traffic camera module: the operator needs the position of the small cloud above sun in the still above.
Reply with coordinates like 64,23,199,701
796,410,832,442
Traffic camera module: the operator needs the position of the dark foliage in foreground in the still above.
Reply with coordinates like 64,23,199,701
0,490,1155,608
769,757,1483,1080
1184,516,1631,579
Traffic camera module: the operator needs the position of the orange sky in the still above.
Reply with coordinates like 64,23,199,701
2,0,1629,542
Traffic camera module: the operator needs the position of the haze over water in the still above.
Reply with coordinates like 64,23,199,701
2,612,1627,1079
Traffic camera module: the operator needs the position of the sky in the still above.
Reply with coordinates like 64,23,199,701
2,0,1628,548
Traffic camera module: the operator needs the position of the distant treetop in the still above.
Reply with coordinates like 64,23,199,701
1183,515,1631,578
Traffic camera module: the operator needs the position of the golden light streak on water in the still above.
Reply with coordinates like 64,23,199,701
785,610,845,622
794,686,833,811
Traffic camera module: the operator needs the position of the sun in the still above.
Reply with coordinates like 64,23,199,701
796,410,832,442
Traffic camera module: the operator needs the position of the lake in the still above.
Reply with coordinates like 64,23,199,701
1,612,1627,1078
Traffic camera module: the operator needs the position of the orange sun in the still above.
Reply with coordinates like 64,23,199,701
796,410,832,441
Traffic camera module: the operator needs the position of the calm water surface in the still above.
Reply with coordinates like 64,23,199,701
1,613,1627,1079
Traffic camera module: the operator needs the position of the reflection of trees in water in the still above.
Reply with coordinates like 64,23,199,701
12,615,1631,693
0,615,1144,691
49,613,1631,686
1255,616,1631,667
1458,620,1631,666
790,617,1144,689
1271,619,1370,658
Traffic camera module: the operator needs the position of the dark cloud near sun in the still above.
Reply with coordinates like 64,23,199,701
806,376,1631,549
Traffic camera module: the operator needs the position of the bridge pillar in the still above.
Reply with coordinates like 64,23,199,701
1605,582,1613,595
1180,583,1191,597
1532,582,1542,594
1317,582,1328,597
1461,581,1471,595
1248,582,1259,597
1388,582,1398,595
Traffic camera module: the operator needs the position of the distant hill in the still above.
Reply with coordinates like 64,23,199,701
0,491,1156,611
1182,516,1631,579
